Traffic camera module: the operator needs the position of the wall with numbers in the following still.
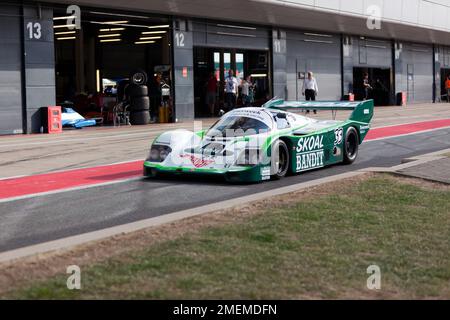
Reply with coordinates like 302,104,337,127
0,3,23,134
23,5,56,133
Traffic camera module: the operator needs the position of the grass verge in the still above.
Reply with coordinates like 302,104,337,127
2,174,450,299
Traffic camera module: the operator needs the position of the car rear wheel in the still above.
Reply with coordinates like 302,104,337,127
343,127,359,164
271,140,290,180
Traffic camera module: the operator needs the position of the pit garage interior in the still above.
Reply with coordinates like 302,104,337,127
435,45,450,102
343,37,394,105
53,6,173,124
192,22,271,117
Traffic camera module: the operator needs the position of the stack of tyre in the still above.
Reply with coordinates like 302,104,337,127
128,70,150,125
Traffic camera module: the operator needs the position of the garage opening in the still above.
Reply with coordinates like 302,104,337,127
353,67,392,106
193,48,270,117
440,68,450,102
53,8,173,125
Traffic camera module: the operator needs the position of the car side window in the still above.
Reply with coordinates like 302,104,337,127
276,117,290,130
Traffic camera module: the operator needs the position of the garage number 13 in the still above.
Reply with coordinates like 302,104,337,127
26,22,42,40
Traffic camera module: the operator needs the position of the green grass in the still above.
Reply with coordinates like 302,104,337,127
5,175,450,299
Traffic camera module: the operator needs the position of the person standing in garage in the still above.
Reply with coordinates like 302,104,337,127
206,72,218,116
224,69,239,111
302,71,319,114
445,75,450,102
240,76,255,107
363,72,372,101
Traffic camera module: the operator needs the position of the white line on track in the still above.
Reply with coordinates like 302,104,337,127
363,125,450,143
0,176,142,204
0,159,143,181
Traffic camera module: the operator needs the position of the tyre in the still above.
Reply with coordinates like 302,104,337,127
130,96,150,111
343,127,359,164
130,110,150,125
270,140,290,180
128,84,148,97
129,69,148,86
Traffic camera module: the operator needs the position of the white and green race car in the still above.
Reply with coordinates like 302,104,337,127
144,99,374,183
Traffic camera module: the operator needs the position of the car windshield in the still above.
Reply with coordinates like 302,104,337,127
207,116,271,137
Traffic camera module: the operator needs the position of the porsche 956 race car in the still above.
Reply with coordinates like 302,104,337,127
143,99,374,183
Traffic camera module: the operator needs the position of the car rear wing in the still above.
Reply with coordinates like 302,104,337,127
263,99,374,124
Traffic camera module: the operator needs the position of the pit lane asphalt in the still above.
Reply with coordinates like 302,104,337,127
1,128,450,253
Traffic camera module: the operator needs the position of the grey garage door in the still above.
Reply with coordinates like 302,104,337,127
286,30,342,101
0,4,23,134
193,21,270,50
396,43,433,103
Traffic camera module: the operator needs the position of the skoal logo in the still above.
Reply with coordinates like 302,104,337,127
296,135,324,153
296,135,325,172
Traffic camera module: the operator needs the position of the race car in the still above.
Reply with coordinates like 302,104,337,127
143,99,374,183
61,107,97,129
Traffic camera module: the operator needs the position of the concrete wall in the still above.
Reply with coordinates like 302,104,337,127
172,19,195,121
23,5,56,133
395,42,434,103
272,0,450,33
285,29,342,101
0,4,23,134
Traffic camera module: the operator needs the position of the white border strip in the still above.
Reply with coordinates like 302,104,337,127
364,125,450,143
0,176,142,204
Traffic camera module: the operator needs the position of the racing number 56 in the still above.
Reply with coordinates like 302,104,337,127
334,128,343,145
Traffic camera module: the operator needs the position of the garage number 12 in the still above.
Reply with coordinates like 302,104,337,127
175,32,185,47
26,22,42,40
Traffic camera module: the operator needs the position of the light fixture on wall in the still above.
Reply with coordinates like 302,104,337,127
53,15,77,21
141,31,167,35
96,69,101,93
250,74,267,78
55,31,76,35
139,36,162,40
147,25,170,29
100,38,121,43
98,33,122,38
100,20,129,25
56,36,76,41
99,28,125,32
54,24,76,29
135,40,156,45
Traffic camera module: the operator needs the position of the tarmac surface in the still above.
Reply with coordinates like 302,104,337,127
1,126,450,252
397,157,450,184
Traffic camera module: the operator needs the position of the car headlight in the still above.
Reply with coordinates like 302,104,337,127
236,149,260,167
147,145,172,163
